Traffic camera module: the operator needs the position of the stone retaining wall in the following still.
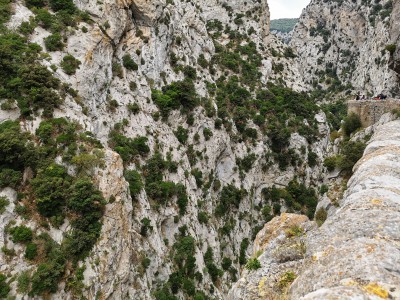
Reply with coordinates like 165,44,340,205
347,99,400,127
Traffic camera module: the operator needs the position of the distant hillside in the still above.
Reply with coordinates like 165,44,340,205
270,18,299,33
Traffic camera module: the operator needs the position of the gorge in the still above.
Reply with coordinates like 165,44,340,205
0,0,399,299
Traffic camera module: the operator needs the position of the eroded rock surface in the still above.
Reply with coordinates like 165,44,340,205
292,0,400,95
229,119,400,300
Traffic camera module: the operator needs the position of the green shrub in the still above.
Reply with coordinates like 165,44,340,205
221,257,232,270
32,164,71,217
127,103,140,114
60,54,81,75
337,140,365,173
64,179,105,259
237,153,256,172
191,169,203,187
112,63,123,78
34,8,55,29
48,0,76,13
174,126,188,144
0,0,12,27
283,47,296,58
245,257,261,270
183,66,196,80
342,113,361,137
203,128,212,140
307,151,318,167
197,54,208,68
145,181,177,203
124,170,143,199
44,33,64,51
204,247,222,283
141,257,151,270
151,79,198,118
0,121,36,170
239,238,249,265
261,205,273,221
25,242,38,260
323,156,337,171
385,44,396,55
143,152,167,184
0,196,9,214
278,271,297,290
197,211,208,224
10,225,33,243
319,184,328,195
108,131,149,162
0,273,10,298
215,184,244,216
0,158,27,188
30,259,66,295
122,54,138,71
17,271,31,294
140,218,152,236
315,207,327,227
285,225,304,237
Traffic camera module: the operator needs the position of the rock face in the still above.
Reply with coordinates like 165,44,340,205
1,0,399,299
229,118,400,299
0,0,331,299
291,0,400,96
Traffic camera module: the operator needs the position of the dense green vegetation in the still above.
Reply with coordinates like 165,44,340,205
324,140,366,174
0,117,105,296
152,79,199,119
108,128,150,163
0,0,12,28
342,113,362,137
270,18,299,33
61,54,81,75
262,179,318,219
0,273,10,298
0,34,62,117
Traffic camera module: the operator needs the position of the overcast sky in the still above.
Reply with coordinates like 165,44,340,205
269,0,311,19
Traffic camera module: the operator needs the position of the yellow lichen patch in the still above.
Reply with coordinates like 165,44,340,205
370,199,382,205
258,277,268,296
364,283,389,298
341,278,357,286
366,244,376,253
85,50,94,63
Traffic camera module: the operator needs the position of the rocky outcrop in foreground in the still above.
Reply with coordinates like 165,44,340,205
229,119,400,299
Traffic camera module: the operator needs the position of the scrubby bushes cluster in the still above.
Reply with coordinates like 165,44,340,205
342,113,361,137
0,34,63,116
215,184,245,216
262,179,318,219
0,121,37,189
211,37,262,86
151,79,199,119
324,140,366,174
0,118,105,296
108,129,149,163
0,0,12,28
154,228,207,299
60,54,81,75
142,153,188,214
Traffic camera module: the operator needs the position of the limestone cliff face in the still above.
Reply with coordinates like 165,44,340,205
228,116,400,299
0,0,331,299
291,0,400,96
389,0,400,77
